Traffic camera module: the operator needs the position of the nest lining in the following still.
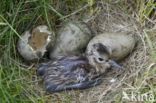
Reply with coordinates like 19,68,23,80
33,2,155,103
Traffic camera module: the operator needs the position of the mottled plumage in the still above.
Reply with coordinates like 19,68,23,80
86,32,136,73
37,56,102,92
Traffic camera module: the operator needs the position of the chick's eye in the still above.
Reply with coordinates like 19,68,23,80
98,58,104,61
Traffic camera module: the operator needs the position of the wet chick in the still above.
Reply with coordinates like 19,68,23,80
37,56,102,92
86,32,136,73
17,25,53,61
50,21,92,58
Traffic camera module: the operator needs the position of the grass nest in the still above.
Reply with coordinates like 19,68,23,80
0,0,156,103
31,1,156,103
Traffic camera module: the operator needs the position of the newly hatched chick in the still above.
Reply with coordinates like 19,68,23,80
17,25,53,61
50,22,92,59
86,32,136,73
37,56,102,92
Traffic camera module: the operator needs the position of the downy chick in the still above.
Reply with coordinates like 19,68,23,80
86,32,136,73
37,55,102,92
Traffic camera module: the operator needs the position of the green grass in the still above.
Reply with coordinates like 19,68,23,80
0,0,156,103
0,0,92,102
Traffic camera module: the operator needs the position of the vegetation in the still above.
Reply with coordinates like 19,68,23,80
0,0,155,103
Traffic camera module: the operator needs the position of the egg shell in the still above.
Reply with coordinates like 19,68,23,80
85,32,136,74
86,32,136,61
17,25,53,61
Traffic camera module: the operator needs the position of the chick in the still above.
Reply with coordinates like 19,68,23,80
50,22,92,59
86,32,136,73
17,25,53,61
37,55,102,92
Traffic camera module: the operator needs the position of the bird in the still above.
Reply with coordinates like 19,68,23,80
17,25,53,61
36,32,136,93
50,21,93,59
86,32,136,74
37,55,102,93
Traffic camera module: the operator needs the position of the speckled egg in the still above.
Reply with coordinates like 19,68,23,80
50,22,92,59
17,25,53,61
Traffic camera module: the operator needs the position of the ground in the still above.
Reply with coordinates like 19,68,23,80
0,0,156,103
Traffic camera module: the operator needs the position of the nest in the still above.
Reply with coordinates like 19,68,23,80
32,1,155,103
74,2,150,103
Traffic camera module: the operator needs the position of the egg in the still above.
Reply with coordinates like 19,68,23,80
17,25,53,61
50,22,92,59
86,32,136,73
37,55,102,92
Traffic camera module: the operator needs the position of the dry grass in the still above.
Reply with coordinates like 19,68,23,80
0,0,156,103
32,1,156,103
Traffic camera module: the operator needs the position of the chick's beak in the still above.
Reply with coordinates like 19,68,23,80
108,60,123,70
